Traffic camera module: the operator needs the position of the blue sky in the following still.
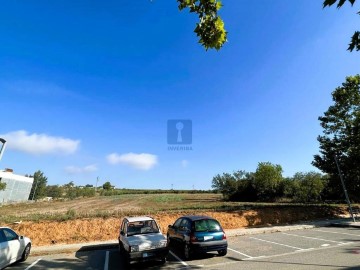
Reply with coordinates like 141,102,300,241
0,0,359,189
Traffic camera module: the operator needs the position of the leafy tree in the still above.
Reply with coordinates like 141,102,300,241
63,181,77,199
323,0,360,51
28,170,48,200
212,170,257,200
292,172,327,203
313,75,360,201
254,162,283,201
81,187,96,197
282,177,300,199
178,0,227,50
212,172,237,198
102,181,113,191
46,185,64,199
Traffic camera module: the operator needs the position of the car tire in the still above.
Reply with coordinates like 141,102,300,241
218,249,227,256
183,243,191,260
20,244,31,262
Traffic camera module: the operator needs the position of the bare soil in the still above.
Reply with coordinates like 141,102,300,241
5,206,344,246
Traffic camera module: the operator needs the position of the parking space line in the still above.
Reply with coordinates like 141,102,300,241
104,251,109,270
282,232,347,244
228,247,253,258
25,258,42,270
249,237,304,250
169,250,189,267
242,241,355,261
314,229,360,237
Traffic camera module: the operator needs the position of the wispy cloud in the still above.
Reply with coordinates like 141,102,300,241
0,130,80,155
65,164,98,174
181,160,189,168
107,152,158,170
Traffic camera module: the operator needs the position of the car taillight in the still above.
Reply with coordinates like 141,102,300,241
190,233,198,243
222,231,227,240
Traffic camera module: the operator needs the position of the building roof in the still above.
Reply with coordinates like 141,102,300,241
0,171,34,183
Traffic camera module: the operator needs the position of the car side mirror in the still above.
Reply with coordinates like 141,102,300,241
18,235,23,240
120,231,125,236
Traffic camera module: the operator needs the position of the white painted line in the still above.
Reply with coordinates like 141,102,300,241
314,229,360,237
25,258,42,270
282,232,346,244
104,251,109,270
249,237,303,250
228,247,253,258
242,241,355,261
169,250,188,267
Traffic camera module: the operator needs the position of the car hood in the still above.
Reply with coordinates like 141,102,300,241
127,233,166,248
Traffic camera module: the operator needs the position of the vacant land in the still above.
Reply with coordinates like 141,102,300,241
0,193,346,246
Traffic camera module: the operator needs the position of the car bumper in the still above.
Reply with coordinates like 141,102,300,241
190,240,228,253
128,247,169,262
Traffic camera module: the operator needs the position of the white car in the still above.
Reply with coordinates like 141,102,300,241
118,216,168,265
0,227,31,269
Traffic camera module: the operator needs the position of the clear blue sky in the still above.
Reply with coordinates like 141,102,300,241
1,0,359,189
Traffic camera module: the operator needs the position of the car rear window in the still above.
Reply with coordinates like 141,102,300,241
194,219,222,232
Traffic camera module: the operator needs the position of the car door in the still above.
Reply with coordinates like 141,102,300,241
3,228,21,263
0,229,10,269
119,220,129,251
178,219,191,243
169,218,183,243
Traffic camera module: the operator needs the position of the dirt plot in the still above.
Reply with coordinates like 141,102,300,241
0,194,346,246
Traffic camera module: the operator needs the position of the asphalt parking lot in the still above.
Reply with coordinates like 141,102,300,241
7,226,360,270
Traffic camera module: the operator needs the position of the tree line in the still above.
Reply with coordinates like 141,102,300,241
212,163,329,203
212,162,328,203
27,171,115,200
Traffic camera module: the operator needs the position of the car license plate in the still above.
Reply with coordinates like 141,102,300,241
204,236,213,241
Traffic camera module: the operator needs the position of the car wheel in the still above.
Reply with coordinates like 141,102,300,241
218,249,227,256
183,243,191,260
20,244,31,262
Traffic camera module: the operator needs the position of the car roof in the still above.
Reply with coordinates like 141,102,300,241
125,216,155,223
181,215,215,221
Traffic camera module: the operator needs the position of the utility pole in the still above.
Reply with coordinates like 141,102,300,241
95,176,99,193
334,155,356,222
0,138,6,161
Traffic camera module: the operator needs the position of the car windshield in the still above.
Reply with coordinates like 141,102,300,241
194,219,222,232
127,220,160,236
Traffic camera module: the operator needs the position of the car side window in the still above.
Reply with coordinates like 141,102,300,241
0,230,6,243
3,228,18,241
173,218,182,228
180,219,191,231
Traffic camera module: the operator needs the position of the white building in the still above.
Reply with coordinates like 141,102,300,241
0,169,34,203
